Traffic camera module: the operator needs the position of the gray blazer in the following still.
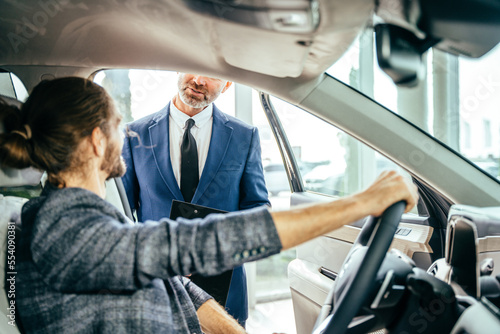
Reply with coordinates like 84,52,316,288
16,184,281,333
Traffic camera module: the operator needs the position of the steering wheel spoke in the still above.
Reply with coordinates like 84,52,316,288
312,314,333,334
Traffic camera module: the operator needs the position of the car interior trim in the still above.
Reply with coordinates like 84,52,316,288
260,92,305,193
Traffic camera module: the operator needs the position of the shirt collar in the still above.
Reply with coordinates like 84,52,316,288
170,102,213,129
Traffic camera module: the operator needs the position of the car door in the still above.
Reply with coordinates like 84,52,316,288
259,92,449,334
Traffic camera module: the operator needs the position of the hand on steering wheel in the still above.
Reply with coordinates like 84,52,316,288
313,200,407,334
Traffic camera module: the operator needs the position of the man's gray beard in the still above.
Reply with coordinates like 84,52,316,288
179,88,211,109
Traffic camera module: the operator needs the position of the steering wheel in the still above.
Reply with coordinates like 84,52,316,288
313,201,406,334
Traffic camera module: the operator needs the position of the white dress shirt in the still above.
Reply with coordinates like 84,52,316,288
169,102,213,188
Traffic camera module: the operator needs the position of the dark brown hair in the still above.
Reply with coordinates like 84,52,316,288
0,77,114,186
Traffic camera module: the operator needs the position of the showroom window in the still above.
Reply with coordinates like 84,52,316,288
327,29,500,180
464,122,472,150
484,120,493,148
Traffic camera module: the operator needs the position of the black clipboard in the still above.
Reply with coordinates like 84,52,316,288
170,199,227,220
169,200,233,307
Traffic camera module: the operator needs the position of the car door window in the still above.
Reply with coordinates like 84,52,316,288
94,70,236,123
0,72,28,101
266,95,414,206
94,69,294,315
95,70,292,211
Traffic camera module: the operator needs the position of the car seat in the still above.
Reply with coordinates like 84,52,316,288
0,166,44,334
0,94,39,334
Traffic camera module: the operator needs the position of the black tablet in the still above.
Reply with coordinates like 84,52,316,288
169,200,233,307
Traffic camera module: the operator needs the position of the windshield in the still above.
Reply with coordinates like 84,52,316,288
327,30,500,181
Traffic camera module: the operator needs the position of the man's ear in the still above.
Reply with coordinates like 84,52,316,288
221,81,232,94
90,127,106,157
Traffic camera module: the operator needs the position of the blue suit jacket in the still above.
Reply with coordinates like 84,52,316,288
121,103,270,324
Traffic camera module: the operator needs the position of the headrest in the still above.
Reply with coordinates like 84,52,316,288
0,94,43,187
0,94,22,109
0,168,43,187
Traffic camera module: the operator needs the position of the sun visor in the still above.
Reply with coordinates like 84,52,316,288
181,0,320,34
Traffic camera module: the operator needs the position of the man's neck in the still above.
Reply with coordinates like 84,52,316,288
59,168,108,198
172,94,207,117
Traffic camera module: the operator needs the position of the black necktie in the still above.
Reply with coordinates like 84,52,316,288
180,118,199,202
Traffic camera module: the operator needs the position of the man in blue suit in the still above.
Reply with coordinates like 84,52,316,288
121,73,270,327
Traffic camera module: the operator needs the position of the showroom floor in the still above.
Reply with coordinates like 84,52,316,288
247,298,297,334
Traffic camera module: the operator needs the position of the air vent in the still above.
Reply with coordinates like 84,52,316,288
395,227,412,236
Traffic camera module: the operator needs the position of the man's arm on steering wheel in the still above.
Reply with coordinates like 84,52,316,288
270,170,418,250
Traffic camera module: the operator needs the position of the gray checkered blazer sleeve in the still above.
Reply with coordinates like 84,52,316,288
28,187,282,293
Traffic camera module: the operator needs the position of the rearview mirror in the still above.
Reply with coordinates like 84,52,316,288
375,24,437,87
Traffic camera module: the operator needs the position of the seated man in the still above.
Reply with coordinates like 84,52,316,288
0,77,418,333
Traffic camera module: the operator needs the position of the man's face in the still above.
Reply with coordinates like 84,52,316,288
101,108,126,180
177,73,231,109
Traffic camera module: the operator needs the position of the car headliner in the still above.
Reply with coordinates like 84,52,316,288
0,0,373,94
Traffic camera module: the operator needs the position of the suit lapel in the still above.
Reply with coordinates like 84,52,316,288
149,103,184,200
192,106,233,203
